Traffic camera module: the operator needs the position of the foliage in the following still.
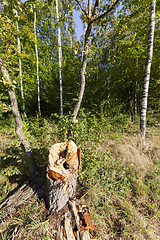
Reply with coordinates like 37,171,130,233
0,0,160,118
0,116,56,201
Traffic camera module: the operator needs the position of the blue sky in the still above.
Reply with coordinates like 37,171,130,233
73,10,83,40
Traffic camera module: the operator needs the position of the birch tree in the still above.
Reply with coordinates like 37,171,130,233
140,0,156,147
55,0,63,118
15,9,27,118
34,4,41,117
72,0,120,123
0,57,36,176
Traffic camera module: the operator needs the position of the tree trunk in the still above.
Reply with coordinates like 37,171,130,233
72,0,101,123
46,140,81,212
134,58,138,119
0,57,36,175
81,1,88,63
134,80,137,118
140,0,156,147
15,10,27,118
72,0,119,123
55,0,63,119
72,22,92,123
128,86,134,119
34,4,41,117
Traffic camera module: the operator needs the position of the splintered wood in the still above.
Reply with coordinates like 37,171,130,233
46,140,81,212
48,140,81,182
55,201,93,240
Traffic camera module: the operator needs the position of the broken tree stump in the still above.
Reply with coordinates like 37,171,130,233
46,140,81,212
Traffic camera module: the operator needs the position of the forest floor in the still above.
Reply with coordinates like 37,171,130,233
0,116,160,239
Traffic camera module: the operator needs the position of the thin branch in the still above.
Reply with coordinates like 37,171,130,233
91,0,99,19
91,0,120,23
75,0,88,16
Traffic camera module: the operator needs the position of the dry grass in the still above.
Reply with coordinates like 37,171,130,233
99,129,160,178
81,127,160,239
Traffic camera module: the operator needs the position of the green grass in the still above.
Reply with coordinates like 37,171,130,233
0,112,160,239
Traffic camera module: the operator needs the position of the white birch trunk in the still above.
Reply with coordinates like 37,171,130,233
16,10,27,118
140,0,156,147
34,4,41,117
134,80,137,118
81,0,92,60
55,0,63,118
81,1,88,63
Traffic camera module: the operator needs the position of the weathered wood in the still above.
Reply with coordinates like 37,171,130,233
0,179,29,209
83,212,94,230
47,140,81,212
0,167,46,222
80,231,91,240
77,231,80,240
64,215,75,240
48,141,80,179
56,226,64,240
46,172,77,212
68,200,80,230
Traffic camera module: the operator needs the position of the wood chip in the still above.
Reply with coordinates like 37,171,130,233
80,230,91,240
76,231,80,240
68,200,80,230
56,226,64,240
64,215,75,240
83,212,94,231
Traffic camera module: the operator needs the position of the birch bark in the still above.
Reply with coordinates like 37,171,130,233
34,4,41,117
81,1,88,63
140,0,156,147
15,10,27,118
55,0,63,118
0,58,36,175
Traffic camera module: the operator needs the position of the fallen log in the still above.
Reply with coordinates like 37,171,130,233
0,167,46,223
46,140,81,212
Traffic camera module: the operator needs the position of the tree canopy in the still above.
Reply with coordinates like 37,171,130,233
0,0,159,120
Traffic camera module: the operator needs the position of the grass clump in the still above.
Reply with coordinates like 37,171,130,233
0,199,52,240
